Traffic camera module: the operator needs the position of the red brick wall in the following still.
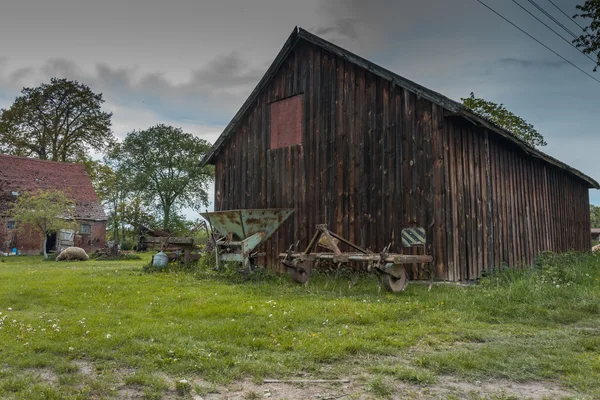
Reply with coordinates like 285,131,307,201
74,221,106,253
0,219,106,255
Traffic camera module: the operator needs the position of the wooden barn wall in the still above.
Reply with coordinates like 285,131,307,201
213,41,591,280
440,118,591,280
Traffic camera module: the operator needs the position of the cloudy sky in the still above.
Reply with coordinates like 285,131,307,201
1,0,599,211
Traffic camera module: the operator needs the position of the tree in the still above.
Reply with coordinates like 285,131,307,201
0,78,114,162
10,190,76,259
114,124,214,230
591,204,600,228
461,93,546,148
574,1,600,71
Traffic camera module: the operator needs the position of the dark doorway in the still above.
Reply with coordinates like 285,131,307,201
46,232,57,253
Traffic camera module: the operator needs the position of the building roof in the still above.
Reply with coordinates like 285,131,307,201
0,154,108,221
201,27,599,189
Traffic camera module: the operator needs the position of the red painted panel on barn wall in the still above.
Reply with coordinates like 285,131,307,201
270,95,303,149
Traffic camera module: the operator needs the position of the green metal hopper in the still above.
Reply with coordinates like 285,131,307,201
200,209,294,272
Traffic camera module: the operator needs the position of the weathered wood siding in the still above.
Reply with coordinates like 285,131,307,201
213,41,591,280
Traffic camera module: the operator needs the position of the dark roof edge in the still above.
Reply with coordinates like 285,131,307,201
202,27,599,189
201,27,300,167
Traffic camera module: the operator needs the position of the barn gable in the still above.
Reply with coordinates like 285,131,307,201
202,27,598,190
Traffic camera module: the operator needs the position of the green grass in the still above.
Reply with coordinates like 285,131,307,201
0,252,600,398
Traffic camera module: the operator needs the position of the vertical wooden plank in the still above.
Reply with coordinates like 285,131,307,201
345,60,355,247
401,89,412,250
394,87,403,255
459,126,469,280
473,130,483,277
365,71,376,250
431,104,445,279
335,56,344,241
483,130,493,273
328,53,336,234
387,82,396,251
381,80,390,252
466,129,476,279
448,122,460,281
355,67,366,249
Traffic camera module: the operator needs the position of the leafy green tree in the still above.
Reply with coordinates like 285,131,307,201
10,190,76,259
591,204,600,228
0,78,113,161
461,93,546,148
113,124,214,230
574,1,600,71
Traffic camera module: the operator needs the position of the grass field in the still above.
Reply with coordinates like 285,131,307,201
0,252,600,399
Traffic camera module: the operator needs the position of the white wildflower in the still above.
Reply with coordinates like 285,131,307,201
106,333,111,339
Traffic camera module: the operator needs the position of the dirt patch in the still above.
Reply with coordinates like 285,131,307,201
25,368,58,384
191,376,573,400
73,360,95,376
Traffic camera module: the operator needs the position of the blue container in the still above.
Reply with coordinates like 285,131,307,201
152,251,169,270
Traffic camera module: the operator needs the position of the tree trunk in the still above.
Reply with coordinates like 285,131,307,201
42,232,48,259
163,204,171,231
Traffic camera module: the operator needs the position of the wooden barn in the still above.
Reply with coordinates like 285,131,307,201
201,27,599,281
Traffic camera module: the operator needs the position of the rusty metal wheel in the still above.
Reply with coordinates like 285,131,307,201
288,260,312,284
382,265,408,292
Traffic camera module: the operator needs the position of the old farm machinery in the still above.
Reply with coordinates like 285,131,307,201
200,209,294,274
280,225,433,292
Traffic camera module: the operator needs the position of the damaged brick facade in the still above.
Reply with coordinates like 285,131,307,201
0,154,107,255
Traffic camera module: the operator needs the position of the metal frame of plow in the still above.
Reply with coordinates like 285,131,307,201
201,209,295,275
280,225,433,292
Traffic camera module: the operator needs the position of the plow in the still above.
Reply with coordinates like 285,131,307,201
280,224,432,292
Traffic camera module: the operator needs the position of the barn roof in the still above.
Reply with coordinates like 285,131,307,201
202,27,599,189
0,154,108,221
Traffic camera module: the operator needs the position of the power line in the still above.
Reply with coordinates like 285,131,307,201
511,0,598,64
545,0,588,32
525,0,579,39
477,0,600,85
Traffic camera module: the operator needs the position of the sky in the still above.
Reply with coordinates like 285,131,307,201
0,0,599,217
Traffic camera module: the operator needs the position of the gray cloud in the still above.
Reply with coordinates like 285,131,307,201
0,52,265,124
313,18,360,40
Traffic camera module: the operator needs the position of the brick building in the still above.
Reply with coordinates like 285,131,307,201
0,154,107,255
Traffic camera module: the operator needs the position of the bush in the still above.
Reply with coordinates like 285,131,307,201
120,241,134,251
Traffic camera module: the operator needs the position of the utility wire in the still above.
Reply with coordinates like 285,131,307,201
477,0,600,85
526,0,579,39
545,0,588,32
511,0,598,64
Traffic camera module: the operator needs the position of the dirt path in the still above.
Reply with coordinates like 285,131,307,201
195,376,573,400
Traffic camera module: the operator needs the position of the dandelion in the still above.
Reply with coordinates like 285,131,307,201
106,333,111,339
7,308,12,311
556,284,560,288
